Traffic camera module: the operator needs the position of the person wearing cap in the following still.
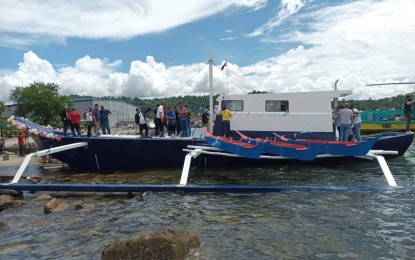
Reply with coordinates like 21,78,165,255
404,95,415,134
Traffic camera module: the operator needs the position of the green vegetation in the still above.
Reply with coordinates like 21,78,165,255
342,95,407,111
9,82,72,126
0,101,4,115
69,94,220,117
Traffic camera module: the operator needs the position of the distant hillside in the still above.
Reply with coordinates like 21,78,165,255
69,94,220,116
344,94,407,111
68,93,410,115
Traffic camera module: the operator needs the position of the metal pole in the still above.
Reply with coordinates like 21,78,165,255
333,79,339,108
208,51,214,133
333,79,339,139
226,65,228,98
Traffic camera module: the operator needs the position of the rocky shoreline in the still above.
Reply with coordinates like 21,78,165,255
1,136,201,259
1,136,43,168
0,192,201,259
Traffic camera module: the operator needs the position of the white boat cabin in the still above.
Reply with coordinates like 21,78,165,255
216,90,352,139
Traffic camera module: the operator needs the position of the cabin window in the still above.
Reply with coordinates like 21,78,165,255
265,100,289,112
222,100,243,111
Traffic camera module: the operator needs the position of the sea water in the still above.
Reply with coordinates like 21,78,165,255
1,145,415,259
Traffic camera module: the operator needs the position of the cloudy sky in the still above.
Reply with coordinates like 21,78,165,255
0,0,414,103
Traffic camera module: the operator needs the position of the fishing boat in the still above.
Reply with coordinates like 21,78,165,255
273,133,380,156
203,129,264,159
6,53,414,171
236,130,320,161
360,109,415,133
361,119,415,133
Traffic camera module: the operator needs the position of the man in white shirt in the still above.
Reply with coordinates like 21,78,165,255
135,108,149,137
156,104,165,137
352,107,362,141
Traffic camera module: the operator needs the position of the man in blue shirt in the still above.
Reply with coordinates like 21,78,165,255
100,105,111,135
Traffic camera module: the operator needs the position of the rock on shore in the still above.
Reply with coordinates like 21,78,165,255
102,229,200,260
0,194,25,212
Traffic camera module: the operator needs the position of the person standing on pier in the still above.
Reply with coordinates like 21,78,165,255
404,95,415,134
17,132,25,156
60,103,70,136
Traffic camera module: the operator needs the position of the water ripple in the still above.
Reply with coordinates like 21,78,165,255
1,146,415,259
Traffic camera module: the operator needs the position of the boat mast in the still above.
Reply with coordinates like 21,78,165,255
208,50,214,133
333,79,339,139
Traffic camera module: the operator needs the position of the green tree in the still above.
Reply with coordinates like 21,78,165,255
0,101,5,115
0,101,5,140
10,82,72,126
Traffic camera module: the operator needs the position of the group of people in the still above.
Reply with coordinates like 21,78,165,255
134,102,234,138
134,102,193,137
334,95,415,142
60,103,111,137
58,101,236,139
333,103,362,142
201,104,233,137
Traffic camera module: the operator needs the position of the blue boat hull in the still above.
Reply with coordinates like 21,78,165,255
370,132,414,157
30,132,412,171
32,136,206,171
18,114,412,170
204,136,264,159
239,138,320,161
284,137,380,156
262,143,319,161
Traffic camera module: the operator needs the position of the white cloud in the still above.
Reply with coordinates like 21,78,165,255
249,0,307,37
243,0,415,98
0,0,266,47
0,52,223,103
1,0,415,104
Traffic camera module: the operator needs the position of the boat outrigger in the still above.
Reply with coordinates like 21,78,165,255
204,129,265,159
236,130,320,161
273,133,380,156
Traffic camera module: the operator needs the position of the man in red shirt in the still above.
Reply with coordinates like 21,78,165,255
69,108,82,137
17,132,25,156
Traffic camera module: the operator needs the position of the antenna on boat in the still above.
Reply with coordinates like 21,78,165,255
208,50,214,133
